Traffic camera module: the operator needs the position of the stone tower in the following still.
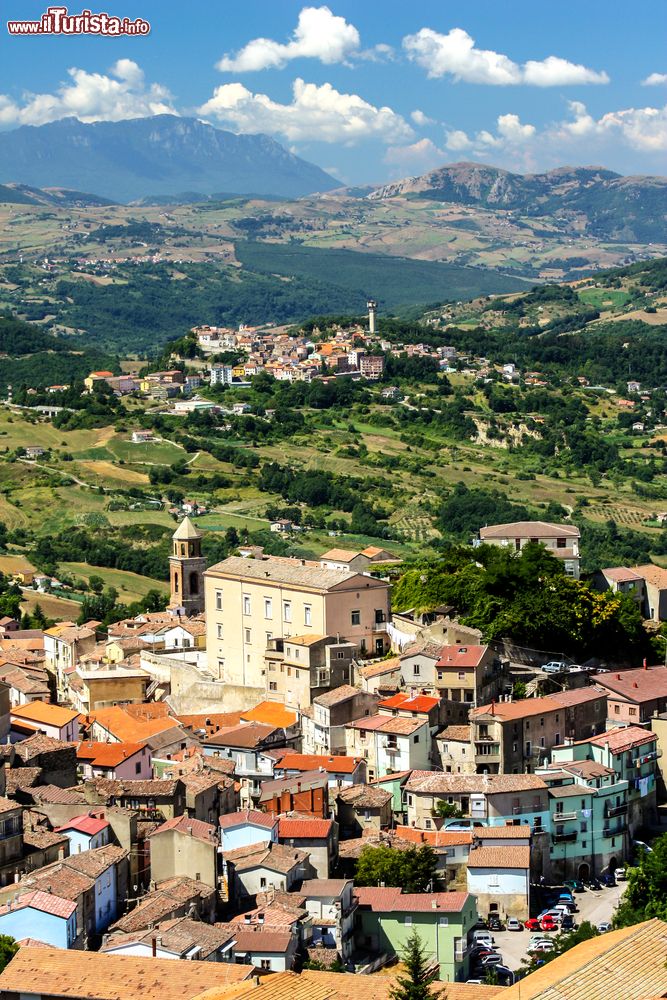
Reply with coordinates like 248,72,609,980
168,516,206,616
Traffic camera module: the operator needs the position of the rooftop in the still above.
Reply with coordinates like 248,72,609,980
378,692,440,713
300,878,351,898
313,684,363,707
88,705,178,743
278,817,333,839
173,516,203,541
55,814,109,836
593,665,667,703
467,845,531,868
406,770,547,795
240,701,298,728
436,645,490,668
151,816,217,844
631,563,667,588
219,809,277,831
203,721,279,750
584,725,657,754
10,700,79,727
602,567,644,583
206,555,370,592
0,890,76,920
222,841,307,874
354,886,470,913
76,741,145,767
0,944,252,999
479,520,580,539
279,752,364,774
337,784,392,808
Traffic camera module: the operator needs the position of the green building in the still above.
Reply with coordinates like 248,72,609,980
354,886,477,982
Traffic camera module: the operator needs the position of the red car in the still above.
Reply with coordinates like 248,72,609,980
540,917,558,932
524,918,542,932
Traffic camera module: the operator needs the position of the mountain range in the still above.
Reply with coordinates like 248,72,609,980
0,115,337,202
368,162,667,242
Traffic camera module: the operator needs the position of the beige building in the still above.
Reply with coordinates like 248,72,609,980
149,816,218,889
479,520,581,578
264,635,356,710
204,555,391,694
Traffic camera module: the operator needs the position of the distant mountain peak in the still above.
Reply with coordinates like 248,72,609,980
0,114,337,202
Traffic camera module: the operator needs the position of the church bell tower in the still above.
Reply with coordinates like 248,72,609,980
168,516,206,615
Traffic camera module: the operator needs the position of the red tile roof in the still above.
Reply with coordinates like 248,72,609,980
11,700,79,727
378,693,440,713
76,742,145,767
0,890,76,920
219,809,277,831
354,887,470,912
151,816,217,844
394,825,472,848
467,845,531,869
278,818,333,839
279,753,364,774
56,814,109,836
436,645,489,668
593,665,667,704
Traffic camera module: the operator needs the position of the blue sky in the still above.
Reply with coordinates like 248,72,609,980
1,0,666,183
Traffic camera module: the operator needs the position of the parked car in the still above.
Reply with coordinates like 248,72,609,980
564,878,585,893
487,914,505,931
479,954,505,968
472,930,495,946
506,917,523,931
529,940,556,953
600,872,616,887
561,914,576,931
524,918,542,932
633,840,653,854
615,867,627,881
540,917,558,932
543,660,568,673
597,922,612,933
587,877,603,891
443,819,485,830
538,909,562,922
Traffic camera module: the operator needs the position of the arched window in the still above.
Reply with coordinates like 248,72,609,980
174,574,179,593
189,571,199,595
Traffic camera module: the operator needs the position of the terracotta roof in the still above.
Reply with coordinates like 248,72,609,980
5,766,42,794
23,828,69,851
31,784,86,804
203,722,278,749
241,701,297,728
375,715,426,736
177,711,244,736
378,693,440,712
103,917,235,959
0,945,252,999
283,634,327,646
467,845,530,868
64,844,127,879
394,825,472,848
88,706,178,743
278,817,333,839
406,770,547,794
111,878,215,933
219,809,277,831
400,640,445,660
476,825,531,839
354,886,470,912
56,814,109,836
0,890,76,920
358,657,401,678
21,863,94,901
593,666,667,704
313,685,362,707
279,752,363,774
587,725,657,754
370,769,412,785
222,842,308,874
206,555,365,592
548,687,607,708
479,520,579,539
76,741,145,767
259,769,329,800
300,879,351,898
502,916,667,1000
231,925,294,953
11,700,79,727
193,973,502,1000
437,725,471,742
602,567,644,583
471,695,564,721
436,645,490,668
337,784,391,808
558,760,615,779
631,563,667,589
549,784,584,799
151,816,217,844
14,732,76,759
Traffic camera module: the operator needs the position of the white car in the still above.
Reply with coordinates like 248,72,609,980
597,922,612,933
529,940,555,953
615,867,627,881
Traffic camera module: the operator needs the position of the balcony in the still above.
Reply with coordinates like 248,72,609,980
605,803,628,819
603,822,627,838
384,743,399,755
554,810,578,822
635,750,662,766
552,830,578,844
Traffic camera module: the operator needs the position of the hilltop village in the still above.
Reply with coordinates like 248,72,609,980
0,506,663,998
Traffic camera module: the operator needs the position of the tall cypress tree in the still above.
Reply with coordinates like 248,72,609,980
389,929,444,1000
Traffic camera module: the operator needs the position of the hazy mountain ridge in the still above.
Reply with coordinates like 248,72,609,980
0,115,338,202
368,162,667,242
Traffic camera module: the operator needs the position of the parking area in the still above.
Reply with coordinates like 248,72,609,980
481,881,625,974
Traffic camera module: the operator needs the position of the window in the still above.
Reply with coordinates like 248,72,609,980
266,632,273,644
135,761,141,775
438,916,448,926
458,671,465,680
413,735,420,744
351,609,361,626
629,707,637,717
217,624,223,640
283,601,292,623
269,681,277,691
614,704,620,714
245,628,251,643
404,916,412,926
260,877,267,888
294,648,300,660
260,960,271,971
413,664,420,676
304,604,312,626
264,598,272,619
217,658,225,673
243,595,251,615
215,590,223,610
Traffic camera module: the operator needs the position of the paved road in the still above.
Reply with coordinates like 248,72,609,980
487,882,625,973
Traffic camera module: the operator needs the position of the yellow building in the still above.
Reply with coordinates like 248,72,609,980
204,555,390,695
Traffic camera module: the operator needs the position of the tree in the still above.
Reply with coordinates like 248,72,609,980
435,801,463,819
355,845,437,894
614,832,667,926
0,935,18,973
88,575,104,595
389,929,442,1000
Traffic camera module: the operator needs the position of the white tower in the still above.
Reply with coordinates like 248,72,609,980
367,299,377,335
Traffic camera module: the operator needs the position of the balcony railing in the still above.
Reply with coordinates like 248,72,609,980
605,803,628,819
603,822,627,838
554,810,578,822
384,743,399,754
552,830,578,844
636,750,662,766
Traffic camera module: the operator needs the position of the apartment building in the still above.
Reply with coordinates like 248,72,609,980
404,771,549,833
264,635,357,710
204,555,390,692
478,520,581,577
469,688,608,774
593,664,667,724
433,644,506,723
302,685,379,755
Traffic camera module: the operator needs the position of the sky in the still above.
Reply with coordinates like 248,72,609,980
1,0,666,185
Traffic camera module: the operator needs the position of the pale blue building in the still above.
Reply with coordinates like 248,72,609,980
0,889,77,948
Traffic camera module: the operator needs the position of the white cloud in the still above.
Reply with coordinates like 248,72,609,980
643,72,667,86
0,60,176,126
444,129,473,152
198,77,413,145
554,99,667,151
445,113,536,151
216,6,360,72
384,138,446,173
411,109,435,126
403,27,608,86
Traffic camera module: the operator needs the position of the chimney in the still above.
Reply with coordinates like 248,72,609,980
643,658,648,670
152,936,157,957
490,699,495,716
